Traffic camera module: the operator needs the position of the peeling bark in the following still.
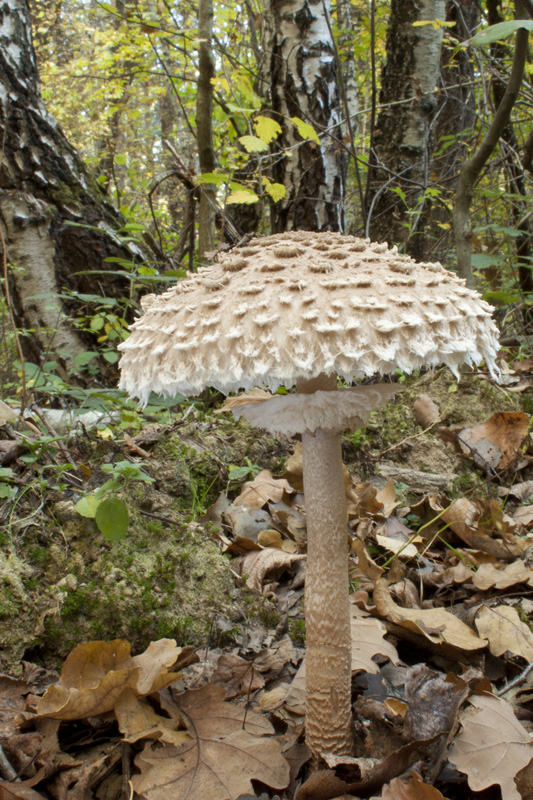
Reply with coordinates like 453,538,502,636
368,0,445,251
0,0,139,373
265,0,346,232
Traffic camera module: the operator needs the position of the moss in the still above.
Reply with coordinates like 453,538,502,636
289,618,306,645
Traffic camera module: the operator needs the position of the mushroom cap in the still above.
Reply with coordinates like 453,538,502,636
118,232,500,402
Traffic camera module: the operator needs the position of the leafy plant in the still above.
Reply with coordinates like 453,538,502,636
75,460,154,541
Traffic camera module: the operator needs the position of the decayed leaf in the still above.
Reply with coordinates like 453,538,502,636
132,685,290,800
36,639,182,720
234,470,294,508
475,605,533,661
456,411,529,471
374,579,487,651
211,653,265,699
449,694,533,800
413,395,441,428
236,548,305,593
371,770,450,799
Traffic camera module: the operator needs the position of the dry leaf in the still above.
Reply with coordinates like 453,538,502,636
513,504,533,527
371,770,449,799
36,639,182,720
236,548,305,593
456,411,529,471
475,605,533,661
374,579,486,651
115,687,191,746
471,561,533,590
413,395,441,428
441,497,527,561
212,653,265,698
132,685,289,800
234,470,294,508
257,529,283,548
215,388,273,414
449,694,533,800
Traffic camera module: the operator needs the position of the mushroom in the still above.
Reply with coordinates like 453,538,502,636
118,231,499,762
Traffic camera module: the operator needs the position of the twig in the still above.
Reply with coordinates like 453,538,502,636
121,742,131,800
496,662,533,697
0,744,17,781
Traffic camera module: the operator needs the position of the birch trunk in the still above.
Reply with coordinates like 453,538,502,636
265,0,346,232
0,0,140,374
196,0,217,261
368,0,445,252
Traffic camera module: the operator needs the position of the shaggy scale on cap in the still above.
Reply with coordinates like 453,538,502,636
118,231,500,402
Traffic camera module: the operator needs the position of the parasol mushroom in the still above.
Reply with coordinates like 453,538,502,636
118,231,499,762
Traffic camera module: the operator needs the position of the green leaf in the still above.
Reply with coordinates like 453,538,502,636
226,190,259,205
95,497,129,541
290,117,320,144
239,135,269,153
254,116,282,144
75,494,100,519
471,254,507,270
228,465,253,481
197,172,228,186
265,182,286,203
482,290,520,305
465,20,533,47
72,351,99,367
103,351,120,364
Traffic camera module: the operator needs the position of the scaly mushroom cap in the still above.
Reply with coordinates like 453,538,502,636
118,232,499,402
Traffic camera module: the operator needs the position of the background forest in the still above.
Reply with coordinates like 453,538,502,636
1,0,532,389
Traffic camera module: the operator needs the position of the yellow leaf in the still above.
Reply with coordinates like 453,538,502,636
226,190,259,205
239,135,269,153
290,116,320,144
254,115,282,144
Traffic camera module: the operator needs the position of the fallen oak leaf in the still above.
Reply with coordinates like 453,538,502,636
475,605,533,661
115,686,191,746
297,736,443,800
234,470,294,508
373,578,487,651
449,694,533,800
235,548,305,593
370,770,450,799
36,639,183,720
454,411,530,472
132,685,289,800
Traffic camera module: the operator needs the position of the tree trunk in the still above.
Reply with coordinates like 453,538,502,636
265,0,346,232
196,0,217,261
367,0,445,253
486,0,533,294
453,3,528,287
418,0,480,263
0,0,141,376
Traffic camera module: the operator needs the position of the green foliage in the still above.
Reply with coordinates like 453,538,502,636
75,460,154,541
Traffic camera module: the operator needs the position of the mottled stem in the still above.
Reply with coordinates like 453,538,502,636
298,374,353,760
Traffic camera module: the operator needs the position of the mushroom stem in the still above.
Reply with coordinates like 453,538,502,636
298,374,353,760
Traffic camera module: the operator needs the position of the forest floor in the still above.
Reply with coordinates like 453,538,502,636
0,363,532,800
